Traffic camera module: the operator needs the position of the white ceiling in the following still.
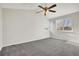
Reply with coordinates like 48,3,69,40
0,3,79,19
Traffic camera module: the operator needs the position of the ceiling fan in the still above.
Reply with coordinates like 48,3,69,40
36,4,56,16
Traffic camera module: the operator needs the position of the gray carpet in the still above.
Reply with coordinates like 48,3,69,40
1,38,79,56
0,51,1,56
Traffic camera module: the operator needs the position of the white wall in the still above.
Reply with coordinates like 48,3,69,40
0,6,2,50
3,8,49,47
50,12,79,43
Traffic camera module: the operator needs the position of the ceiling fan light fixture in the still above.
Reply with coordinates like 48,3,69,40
37,4,57,16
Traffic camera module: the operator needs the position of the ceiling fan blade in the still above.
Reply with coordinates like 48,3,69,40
36,10,43,14
48,4,56,9
49,10,56,13
38,5,44,9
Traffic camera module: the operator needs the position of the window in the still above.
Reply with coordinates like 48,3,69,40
56,19,73,32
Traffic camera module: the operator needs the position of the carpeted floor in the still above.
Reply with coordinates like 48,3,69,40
0,51,1,56
1,38,79,56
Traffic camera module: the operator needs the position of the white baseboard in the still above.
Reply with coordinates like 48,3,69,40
3,37,50,47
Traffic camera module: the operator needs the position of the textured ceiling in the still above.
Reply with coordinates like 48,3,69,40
1,3,79,19
1,3,55,10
